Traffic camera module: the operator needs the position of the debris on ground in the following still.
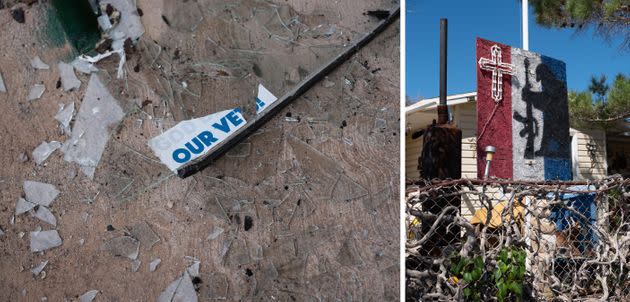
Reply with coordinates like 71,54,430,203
61,74,124,178
71,58,98,74
101,236,139,260
30,230,62,252
31,260,48,276
128,221,160,249
32,206,56,226
149,258,161,272
23,181,59,207
11,7,25,23
186,261,200,278
18,152,28,162
27,84,45,101
16,198,36,216
206,226,224,241
157,271,198,302
131,259,141,272
78,290,99,302
58,62,81,91
0,71,6,92
32,141,61,165
54,102,75,134
30,56,49,70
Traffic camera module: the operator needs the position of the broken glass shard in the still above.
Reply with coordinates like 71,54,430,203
30,56,50,70
101,0,144,40
32,206,57,226
0,71,6,92
206,226,224,241
102,236,139,260
79,290,99,302
30,230,62,252
27,84,45,101
157,271,198,302
131,259,141,272
55,102,75,133
129,221,160,249
31,260,48,276
61,74,124,179
16,198,36,215
32,141,62,165
186,261,200,278
149,258,161,272
71,58,98,74
23,181,59,207
58,62,81,91
200,273,228,300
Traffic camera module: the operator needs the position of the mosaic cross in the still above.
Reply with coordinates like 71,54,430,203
478,45,515,102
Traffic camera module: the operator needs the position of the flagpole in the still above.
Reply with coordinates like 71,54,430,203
522,0,529,50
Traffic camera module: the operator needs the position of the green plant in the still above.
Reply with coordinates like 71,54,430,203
493,247,527,302
450,254,485,301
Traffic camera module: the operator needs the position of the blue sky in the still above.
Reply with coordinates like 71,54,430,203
406,0,630,100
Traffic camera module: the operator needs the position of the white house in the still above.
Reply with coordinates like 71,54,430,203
405,92,610,180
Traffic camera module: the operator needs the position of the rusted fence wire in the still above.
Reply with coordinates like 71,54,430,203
406,176,630,301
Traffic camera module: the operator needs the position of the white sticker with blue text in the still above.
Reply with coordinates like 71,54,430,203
148,108,247,171
255,84,278,114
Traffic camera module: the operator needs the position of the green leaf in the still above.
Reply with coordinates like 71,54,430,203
464,272,473,283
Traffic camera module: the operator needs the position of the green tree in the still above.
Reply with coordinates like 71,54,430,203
569,73,630,128
529,0,630,49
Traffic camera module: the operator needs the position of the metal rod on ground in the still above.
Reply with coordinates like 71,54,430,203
177,6,400,178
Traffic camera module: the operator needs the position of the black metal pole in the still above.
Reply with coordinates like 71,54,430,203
437,18,448,124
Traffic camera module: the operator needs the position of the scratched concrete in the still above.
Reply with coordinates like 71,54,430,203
0,1,399,300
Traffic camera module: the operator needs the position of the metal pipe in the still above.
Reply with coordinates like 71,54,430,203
437,18,448,124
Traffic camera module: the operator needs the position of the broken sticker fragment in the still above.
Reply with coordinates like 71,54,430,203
148,108,247,172
148,84,277,172
58,62,81,91
32,141,62,165
255,84,278,114
30,230,62,252
61,74,124,178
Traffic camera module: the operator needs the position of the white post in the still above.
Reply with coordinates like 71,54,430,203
522,0,529,50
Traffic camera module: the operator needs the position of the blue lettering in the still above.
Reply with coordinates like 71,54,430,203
197,131,218,146
172,148,191,163
212,117,231,133
185,137,205,154
226,111,244,127
255,98,265,111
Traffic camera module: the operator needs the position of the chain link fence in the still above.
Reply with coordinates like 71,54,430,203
406,176,630,301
